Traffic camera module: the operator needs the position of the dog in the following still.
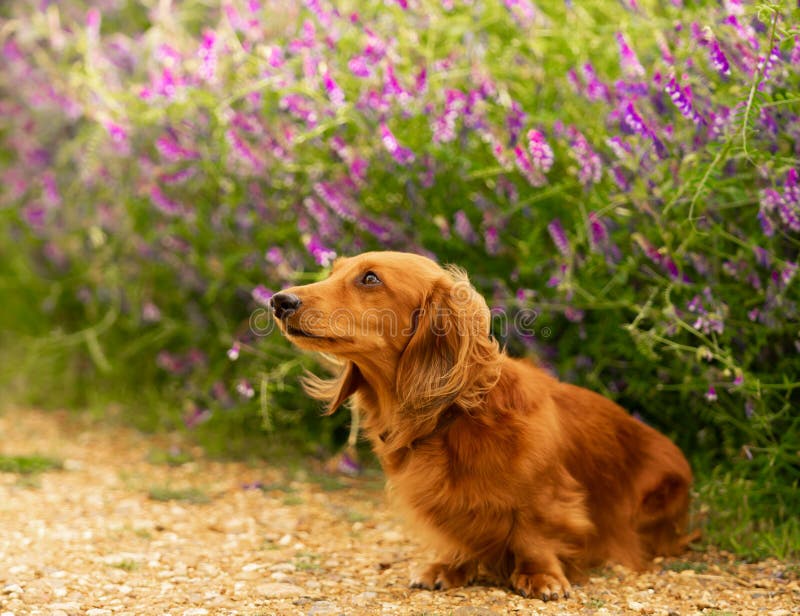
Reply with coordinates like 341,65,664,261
270,251,694,601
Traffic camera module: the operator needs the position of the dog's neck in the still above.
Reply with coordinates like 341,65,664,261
349,357,467,458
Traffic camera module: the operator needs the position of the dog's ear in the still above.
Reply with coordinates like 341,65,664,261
396,267,501,420
303,360,363,415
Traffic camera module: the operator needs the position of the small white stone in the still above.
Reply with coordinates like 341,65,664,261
241,562,263,572
182,609,209,616
381,530,404,543
2,584,23,595
86,610,112,616
256,582,304,598
277,533,292,546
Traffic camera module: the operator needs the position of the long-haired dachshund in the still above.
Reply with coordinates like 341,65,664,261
270,251,694,601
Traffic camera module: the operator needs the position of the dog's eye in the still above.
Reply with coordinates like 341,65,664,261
361,271,381,286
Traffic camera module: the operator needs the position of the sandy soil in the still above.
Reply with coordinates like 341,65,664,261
0,409,797,616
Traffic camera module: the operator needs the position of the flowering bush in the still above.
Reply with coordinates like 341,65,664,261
1,0,798,556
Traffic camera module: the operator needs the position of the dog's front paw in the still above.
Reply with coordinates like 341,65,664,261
511,571,571,601
410,561,476,591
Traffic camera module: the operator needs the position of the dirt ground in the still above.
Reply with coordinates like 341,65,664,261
0,409,797,616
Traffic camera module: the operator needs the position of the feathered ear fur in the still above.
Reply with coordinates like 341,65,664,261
395,266,502,427
303,359,363,415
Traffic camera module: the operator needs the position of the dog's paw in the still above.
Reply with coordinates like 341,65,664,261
410,562,475,591
511,571,571,601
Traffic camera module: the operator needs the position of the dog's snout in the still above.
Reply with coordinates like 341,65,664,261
270,292,302,319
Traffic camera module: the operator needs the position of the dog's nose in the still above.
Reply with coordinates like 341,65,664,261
270,292,302,319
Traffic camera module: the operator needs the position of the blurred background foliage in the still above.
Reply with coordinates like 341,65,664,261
0,0,798,559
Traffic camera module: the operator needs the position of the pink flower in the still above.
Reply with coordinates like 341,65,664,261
322,70,345,107
615,32,645,78
379,122,415,165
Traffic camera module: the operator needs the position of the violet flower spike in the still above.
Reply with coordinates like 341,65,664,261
709,39,731,76
615,32,645,78
526,129,554,173
547,219,570,257
379,122,415,165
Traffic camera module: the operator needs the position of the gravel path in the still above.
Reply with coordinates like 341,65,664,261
0,409,797,616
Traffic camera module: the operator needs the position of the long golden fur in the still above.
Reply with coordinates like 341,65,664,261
271,251,695,601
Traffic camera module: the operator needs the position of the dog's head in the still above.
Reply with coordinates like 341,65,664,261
271,251,501,429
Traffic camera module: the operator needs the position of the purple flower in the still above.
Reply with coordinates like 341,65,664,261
280,94,318,126
322,70,345,107
709,39,731,76
485,226,499,255
379,122,415,164
150,186,182,216
757,46,782,87
226,129,263,171
236,379,255,399
587,212,608,249
198,29,217,81
305,235,336,266
433,89,466,143
791,36,800,66
665,76,704,125
415,66,428,93
156,134,199,162
705,386,717,402
266,247,284,265
227,342,241,361
622,101,650,136
348,55,371,77
757,205,775,237
615,32,645,78
526,129,554,173
785,168,799,204
104,121,129,152
252,285,273,307
314,182,358,221
513,145,545,186
507,101,526,145
582,63,610,102
184,406,212,428
566,128,602,186
503,0,536,28
547,219,570,257
454,210,476,243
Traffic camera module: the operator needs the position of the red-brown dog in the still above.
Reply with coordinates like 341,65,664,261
270,251,694,601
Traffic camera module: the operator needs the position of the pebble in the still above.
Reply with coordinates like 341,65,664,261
182,609,209,616
353,591,378,606
256,582,305,598
307,600,341,615
86,610,112,616
2,584,22,595
453,608,496,616
278,533,293,546
381,530,404,543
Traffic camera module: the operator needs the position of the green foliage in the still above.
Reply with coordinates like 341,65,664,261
147,486,211,504
0,454,63,474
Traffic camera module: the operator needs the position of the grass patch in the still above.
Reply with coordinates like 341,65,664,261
147,486,210,504
345,510,369,523
0,454,62,474
662,561,708,573
695,470,800,561
110,559,139,571
255,482,297,494
146,447,194,466
282,495,304,506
